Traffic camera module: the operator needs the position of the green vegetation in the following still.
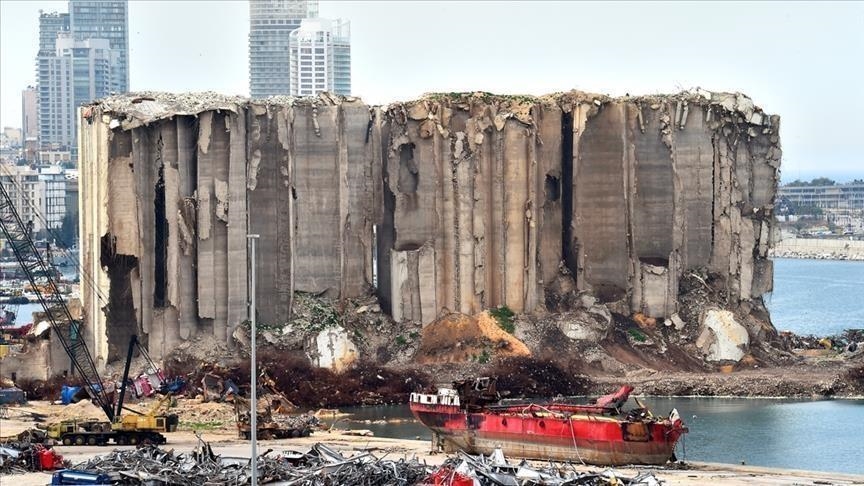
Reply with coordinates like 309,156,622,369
182,421,223,431
241,315,288,333
790,205,823,216
291,293,341,333
628,328,647,343
785,177,836,187
395,335,408,347
472,348,491,364
489,306,516,334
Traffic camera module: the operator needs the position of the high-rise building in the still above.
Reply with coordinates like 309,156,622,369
288,18,351,97
21,87,38,145
248,0,319,98
38,33,113,150
69,0,129,93
37,11,70,55
36,1,126,154
36,11,70,150
0,164,67,235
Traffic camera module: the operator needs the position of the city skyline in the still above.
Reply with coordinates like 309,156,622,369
288,17,350,96
33,0,128,154
1,1,862,182
248,0,319,98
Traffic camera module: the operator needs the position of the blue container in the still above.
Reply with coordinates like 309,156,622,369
51,469,112,485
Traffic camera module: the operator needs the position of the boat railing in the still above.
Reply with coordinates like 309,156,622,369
410,392,460,407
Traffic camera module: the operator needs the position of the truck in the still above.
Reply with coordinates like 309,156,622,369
44,391,177,446
1,183,178,446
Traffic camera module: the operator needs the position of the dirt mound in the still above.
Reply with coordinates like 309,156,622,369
172,399,235,426
414,312,530,364
54,400,104,421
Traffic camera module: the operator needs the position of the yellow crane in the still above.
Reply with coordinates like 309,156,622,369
1,183,178,446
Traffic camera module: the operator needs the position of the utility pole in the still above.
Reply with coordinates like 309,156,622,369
247,234,259,486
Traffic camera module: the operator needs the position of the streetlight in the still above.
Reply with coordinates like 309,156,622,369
247,234,259,486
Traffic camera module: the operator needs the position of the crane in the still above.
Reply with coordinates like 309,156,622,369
1,182,177,445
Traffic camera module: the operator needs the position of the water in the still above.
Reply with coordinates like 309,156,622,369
767,258,864,335
1,249,78,327
342,399,864,474
6,302,43,326
640,397,864,474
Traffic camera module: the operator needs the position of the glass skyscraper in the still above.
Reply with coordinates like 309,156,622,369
288,18,351,97
36,1,128,153
249,0,319,98
69,0,129,92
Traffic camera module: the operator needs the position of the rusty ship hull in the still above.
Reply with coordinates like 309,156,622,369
410,390,686,466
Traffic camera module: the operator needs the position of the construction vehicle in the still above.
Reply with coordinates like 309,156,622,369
230,367,316,440
1,183,178,445
232,395,316,440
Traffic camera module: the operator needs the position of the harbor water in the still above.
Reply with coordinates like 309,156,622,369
767,258,864,336
343,258,864,474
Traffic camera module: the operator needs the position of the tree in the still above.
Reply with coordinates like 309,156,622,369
809,177,835,186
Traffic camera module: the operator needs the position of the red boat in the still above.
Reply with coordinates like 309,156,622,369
409,378,687,466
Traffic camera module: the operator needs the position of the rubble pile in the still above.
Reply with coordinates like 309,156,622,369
60,438,666,486
233,396,319,439
489,357,589,398
14,374,80,401
432,449,664,486
414,311,531,364
69,440,430,485
842,364,864,393
167,352,433,408
778,329,864,353
0,440,66,474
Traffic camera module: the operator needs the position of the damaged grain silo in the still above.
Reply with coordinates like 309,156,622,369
77,90,780,365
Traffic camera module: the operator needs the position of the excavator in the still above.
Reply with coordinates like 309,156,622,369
1,183,178,445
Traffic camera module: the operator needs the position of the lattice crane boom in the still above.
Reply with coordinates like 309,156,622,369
0,182,115,421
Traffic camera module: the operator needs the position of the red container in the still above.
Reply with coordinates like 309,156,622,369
429,467,475,486
37,447,63,470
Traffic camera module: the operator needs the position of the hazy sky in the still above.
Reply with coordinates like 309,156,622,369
1,1,862,182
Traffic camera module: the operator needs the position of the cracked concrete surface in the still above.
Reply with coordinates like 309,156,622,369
78,90,780,364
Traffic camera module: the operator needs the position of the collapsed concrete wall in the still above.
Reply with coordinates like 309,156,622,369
378,96,563,321
78,90,779,364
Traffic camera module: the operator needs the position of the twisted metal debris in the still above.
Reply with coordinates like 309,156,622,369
69,435,429,485
434,449,663,486
64,435,663,485
0,439,66,474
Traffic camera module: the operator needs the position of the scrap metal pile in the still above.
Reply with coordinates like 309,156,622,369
0,439,66,474
55,438,663,485
67,438,429,485
433,449,663,486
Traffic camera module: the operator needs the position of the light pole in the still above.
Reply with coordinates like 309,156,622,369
247,234,259,486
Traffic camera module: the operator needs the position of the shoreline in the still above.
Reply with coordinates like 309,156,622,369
770,252,864,261
770,238,864,261
5,432,863,485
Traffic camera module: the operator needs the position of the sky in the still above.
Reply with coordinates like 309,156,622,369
1,0,862,182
